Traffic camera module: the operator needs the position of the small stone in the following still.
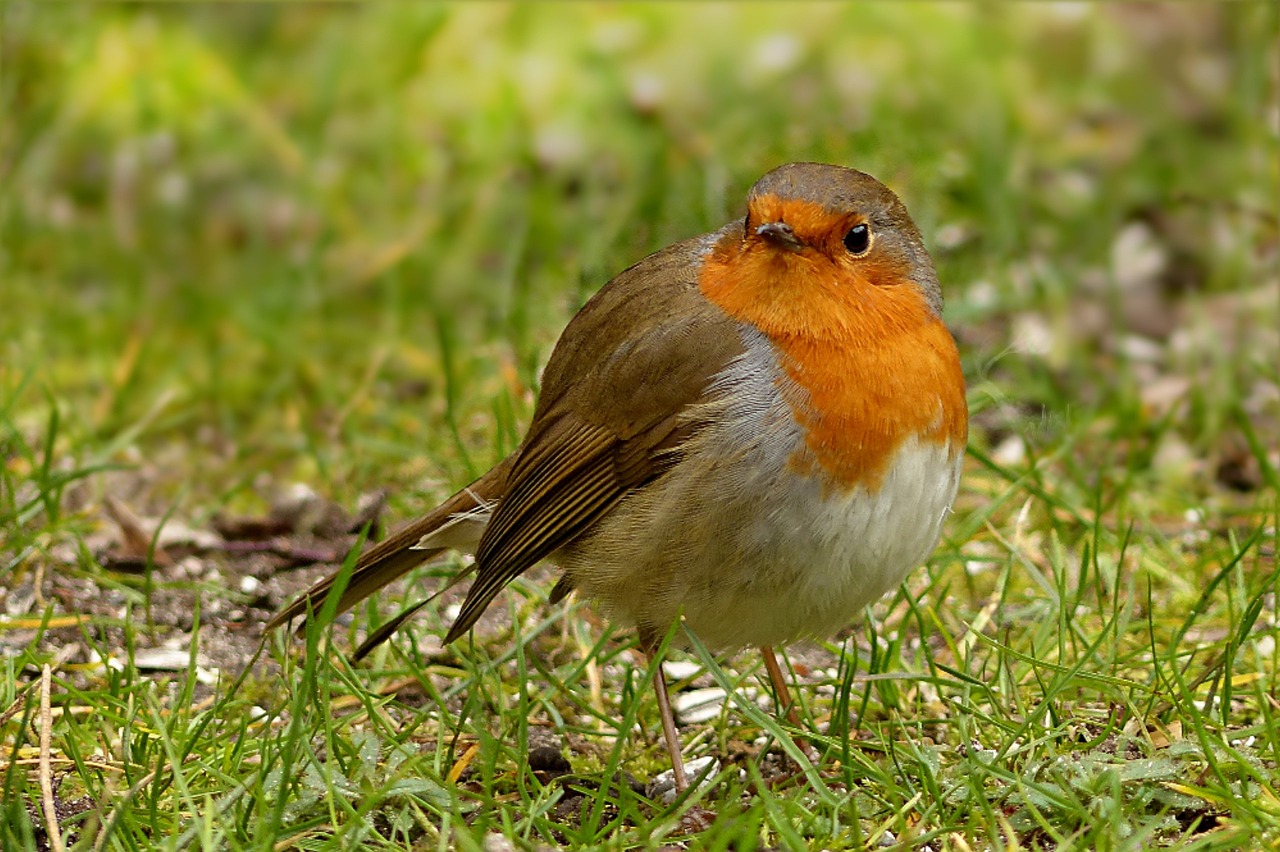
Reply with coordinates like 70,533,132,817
674,687,727,725
661,659,702,681
132,647,192,671
648,755,720,805
482,833,517,852
527,746,571,776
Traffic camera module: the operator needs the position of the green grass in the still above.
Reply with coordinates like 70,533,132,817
2,3,1278,849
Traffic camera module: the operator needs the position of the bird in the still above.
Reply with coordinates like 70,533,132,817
269,162,968,793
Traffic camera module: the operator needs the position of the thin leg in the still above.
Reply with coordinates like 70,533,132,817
645,642,688,792
760,645,818,764
760,645,803,729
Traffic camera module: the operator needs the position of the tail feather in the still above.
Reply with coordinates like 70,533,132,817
266,454,514,632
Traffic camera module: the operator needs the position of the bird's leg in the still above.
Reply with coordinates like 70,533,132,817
642,634,688,793
760,645,819,764
760,645,802,729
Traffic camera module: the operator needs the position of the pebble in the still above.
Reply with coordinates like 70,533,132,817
649,755,720,805
674,687,727,725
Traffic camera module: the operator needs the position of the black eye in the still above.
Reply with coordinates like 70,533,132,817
843,223,871,255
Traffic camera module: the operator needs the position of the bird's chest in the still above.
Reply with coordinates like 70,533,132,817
680,330,963,635
561,325,965,649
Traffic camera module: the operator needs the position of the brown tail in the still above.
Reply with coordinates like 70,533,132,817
265,455,515,631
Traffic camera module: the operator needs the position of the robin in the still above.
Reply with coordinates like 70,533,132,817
270,162,968,792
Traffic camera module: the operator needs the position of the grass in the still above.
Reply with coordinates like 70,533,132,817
2,3,1278,849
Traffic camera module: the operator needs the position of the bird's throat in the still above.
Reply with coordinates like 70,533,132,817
698,238,968,492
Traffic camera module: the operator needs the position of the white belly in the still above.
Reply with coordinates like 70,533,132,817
556,328,964,650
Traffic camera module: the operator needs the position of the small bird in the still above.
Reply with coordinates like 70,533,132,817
270,162,967,792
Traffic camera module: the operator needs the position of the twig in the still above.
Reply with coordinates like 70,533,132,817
91,769,157,852
104,494,174,567
0,679,37,728
39,664,66,852
208,539,345,567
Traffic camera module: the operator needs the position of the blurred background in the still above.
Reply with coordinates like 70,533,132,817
2,2,1276,520
3,7,1277,845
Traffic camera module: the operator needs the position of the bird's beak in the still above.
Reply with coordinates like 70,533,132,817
755,221,803,251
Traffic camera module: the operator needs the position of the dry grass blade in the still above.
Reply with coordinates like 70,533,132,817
38,664,66,852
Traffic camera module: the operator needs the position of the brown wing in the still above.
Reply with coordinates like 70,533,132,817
444,224,746,641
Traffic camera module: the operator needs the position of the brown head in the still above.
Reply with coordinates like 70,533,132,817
732,161,944,319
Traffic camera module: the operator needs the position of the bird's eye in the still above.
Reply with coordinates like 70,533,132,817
843,223,871,256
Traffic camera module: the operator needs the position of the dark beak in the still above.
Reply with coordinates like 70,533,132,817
755,221,803,250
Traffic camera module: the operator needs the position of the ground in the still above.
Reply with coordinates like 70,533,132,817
2,4,1278,850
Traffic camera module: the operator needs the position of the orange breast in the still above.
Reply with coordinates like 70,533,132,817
698,232,967,492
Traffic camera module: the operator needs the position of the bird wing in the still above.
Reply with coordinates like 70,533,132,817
444,225,746,641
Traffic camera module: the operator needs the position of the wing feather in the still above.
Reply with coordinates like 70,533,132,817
442,226,751,641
